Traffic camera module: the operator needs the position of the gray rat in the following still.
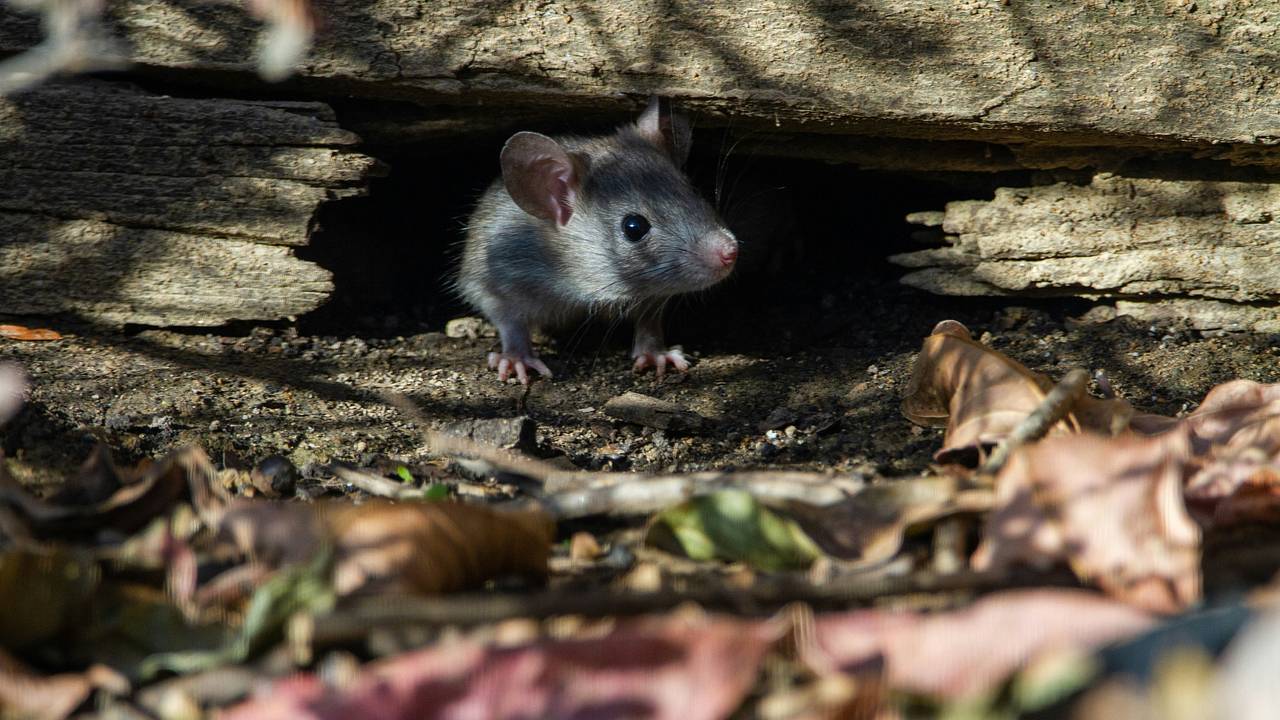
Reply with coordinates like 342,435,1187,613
456,97,739,384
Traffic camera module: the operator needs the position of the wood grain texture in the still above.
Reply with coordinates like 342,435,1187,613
0,80,379,326
3,1,1278,152
892,173,1280,332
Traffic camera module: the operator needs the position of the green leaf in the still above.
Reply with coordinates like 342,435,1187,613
395,465,415,484
421,483,450,501
139,546,335,678
647,490,823,571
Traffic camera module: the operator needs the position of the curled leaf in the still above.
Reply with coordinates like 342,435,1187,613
783,476,993,566
902,320,1131,463
0,446,228,543
217,499,554,597
324,501,554,596
973,431,1202,613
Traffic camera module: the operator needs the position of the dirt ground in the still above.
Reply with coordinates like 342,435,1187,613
3,268,1277,498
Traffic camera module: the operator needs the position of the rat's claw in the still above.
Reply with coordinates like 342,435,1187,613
632,348,689,379
487,352,553,385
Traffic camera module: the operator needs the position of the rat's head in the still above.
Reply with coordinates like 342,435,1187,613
499,97,738,306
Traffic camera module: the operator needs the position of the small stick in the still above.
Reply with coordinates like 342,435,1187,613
332,465,424,501
300,568,1079,648
979,368,1089,477
384,392,862,517
932,517,970,575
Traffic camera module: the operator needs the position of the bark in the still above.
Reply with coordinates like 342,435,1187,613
4,1,1279,156
0,80,380,326
892,173,1280,333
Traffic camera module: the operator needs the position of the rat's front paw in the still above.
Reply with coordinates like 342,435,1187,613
487,352,552,384
632,348,689,379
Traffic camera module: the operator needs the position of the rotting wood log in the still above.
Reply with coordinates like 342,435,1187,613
5,1,1280,161
892,173,1280,333
0,80,381,326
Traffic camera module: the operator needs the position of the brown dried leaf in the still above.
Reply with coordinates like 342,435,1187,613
784,476,993,565
972,431,1202,613
325,501,553,596
221,613,779,720
808,589,1154,701
902,320,1131,464
216,500,554,597
1179,381,1280,518
0,446,227,543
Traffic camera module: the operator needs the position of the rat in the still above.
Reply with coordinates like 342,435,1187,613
456,96,739,384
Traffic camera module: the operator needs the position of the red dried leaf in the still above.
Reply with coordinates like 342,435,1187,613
972,431,1202,613
222,614,779,720
1179,381,1280,523
808,589,1154,701
0,324,62,341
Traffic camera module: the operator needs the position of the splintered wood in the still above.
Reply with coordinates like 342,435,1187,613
0,80,380,326
894,174,1280,333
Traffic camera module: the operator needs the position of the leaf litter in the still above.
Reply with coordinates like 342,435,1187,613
0,314,1278,718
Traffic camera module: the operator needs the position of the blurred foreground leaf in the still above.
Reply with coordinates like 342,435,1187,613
647,489,822,571
140,547,334,679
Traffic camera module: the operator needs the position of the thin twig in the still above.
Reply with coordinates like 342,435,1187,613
980,368,1090,477
299,568,1080,647
384,392,864,517
331,465,424,501
932,517,970,574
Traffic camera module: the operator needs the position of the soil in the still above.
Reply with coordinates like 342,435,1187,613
3,271,1276,495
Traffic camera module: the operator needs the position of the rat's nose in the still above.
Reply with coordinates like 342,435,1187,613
710,230,738,269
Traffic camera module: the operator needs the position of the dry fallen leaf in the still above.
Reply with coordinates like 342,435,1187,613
902,320,1131,463
0,446,228,543
221,613,781,720
972,431,1202,613
217,499,554,597
784,475,993,566
0,648,127,720
323,500,554,596
1177,381,1280,525
807,589,1155,701
0,324,62,341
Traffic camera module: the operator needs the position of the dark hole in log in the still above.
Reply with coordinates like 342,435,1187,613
297,120,1034,352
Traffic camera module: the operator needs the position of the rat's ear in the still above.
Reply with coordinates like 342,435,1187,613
500,132,580,226
635,96,692,167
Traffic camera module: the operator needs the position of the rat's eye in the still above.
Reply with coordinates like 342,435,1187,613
621,214,650,242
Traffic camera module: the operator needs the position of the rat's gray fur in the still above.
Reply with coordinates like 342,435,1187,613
456,109,734,377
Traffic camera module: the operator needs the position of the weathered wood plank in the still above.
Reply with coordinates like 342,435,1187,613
3,1,1279,154
0,213,333,326
0,80,379,325
0,81,377,245
892,173,1280,332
